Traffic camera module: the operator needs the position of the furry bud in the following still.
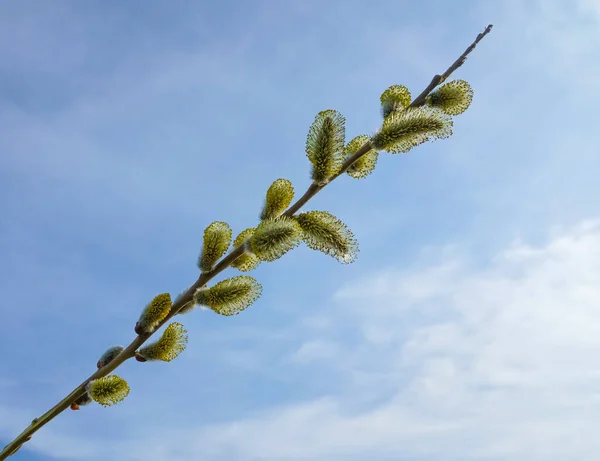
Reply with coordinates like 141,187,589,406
306,110,345,185
250,216,301,262
97,345,125,369
426,79,473,115
260,179,295,220
137,322,188,362
135,293,172,334
194,276,262,316
86,375,130,407
380,85,412,119
343,135,379,179
70,392,93,410
296,211,359,264
198,221,232,272
231,228,261,272
371,106,453,154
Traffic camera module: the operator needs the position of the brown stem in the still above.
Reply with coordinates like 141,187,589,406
283,182,321,216
0,23,493,460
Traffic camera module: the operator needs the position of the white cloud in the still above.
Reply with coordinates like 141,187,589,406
174,219,600,460
15,218,599,461
293,339,340,363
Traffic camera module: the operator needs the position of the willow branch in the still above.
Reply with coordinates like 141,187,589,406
0,23,493,460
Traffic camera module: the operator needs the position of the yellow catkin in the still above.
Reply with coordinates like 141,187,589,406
137,322,188,362
380,85,412,118
305,110,345,184
296,211,358,264
343,135,379,179
87,375,130,407
199,221,232,272
260,178,295,220
231,228,261,272
250,216,302,262
194,276,262,316
136,293,172,334
426,79,473,115
371,106,453,154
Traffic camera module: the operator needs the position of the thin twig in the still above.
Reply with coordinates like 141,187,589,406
0,23,493,460
411,24,493,107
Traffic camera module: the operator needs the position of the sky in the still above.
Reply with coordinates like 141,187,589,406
1,0,600,460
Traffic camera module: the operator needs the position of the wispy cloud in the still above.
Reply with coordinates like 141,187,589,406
11,219,600,461
171,220,600,460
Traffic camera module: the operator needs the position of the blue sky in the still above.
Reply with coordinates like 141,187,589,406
1,0,600,460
